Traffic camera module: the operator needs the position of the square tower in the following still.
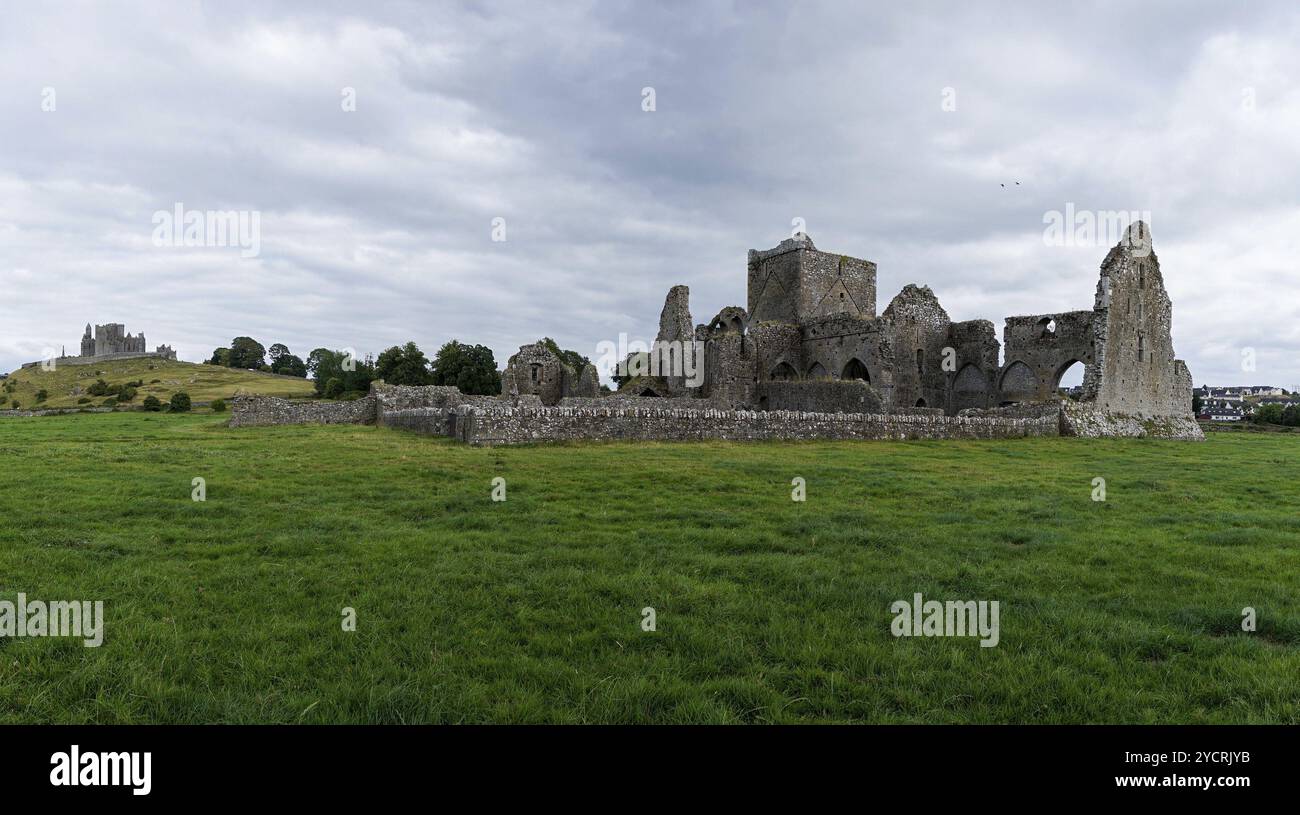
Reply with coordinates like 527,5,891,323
747,234,876,324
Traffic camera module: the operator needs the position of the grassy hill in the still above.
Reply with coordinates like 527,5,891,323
1,358,316,409
0,412,1296,723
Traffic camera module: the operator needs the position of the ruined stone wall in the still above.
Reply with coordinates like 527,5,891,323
755,379,883,413
1000,309,1096,403
881,284,952,410
1091,228,1187,417
945,319,1000,414
700,308,755,408
1060,400,1203,440
229,395,377,427
798,314,889,395
451,404,1058,446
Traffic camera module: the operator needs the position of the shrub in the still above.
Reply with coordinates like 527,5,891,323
117,385,137,402
35,389,48,403
77,397,92,404
10,400,18,410
142,395,162,411
169,392,192,412
102,397,117,408
323,377,344,399
150,379,160,384
210,398,227,413
88,378,111,396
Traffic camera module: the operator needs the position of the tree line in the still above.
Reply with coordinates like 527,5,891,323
205,336,512,399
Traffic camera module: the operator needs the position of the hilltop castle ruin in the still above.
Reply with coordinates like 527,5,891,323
21,323,177,369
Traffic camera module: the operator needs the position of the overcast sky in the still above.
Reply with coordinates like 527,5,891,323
2,0,1297,388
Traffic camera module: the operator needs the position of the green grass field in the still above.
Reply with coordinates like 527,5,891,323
2,358,315,409
1,412,1297,723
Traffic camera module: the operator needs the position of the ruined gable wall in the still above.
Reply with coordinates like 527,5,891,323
1092,240,1183,416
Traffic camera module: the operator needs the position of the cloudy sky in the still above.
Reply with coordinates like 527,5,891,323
2,0,1297,388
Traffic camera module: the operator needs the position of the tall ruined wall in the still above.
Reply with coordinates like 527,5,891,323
881,285,952,410
452,404,1057,446
1090,224,1189,417
699,307,755,407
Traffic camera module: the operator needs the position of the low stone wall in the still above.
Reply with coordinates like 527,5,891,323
379,407,451,436
557,395,702,409
756,380,884,414
1060,401,1204,440
0,407,115,418
370,382,538,425
229,395,377,427
451,405,1059,446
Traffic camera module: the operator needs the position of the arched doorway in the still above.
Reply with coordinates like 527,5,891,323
950,363,989,413
770,362,797,381
999,361,1037,404
807,362,828,379
842,358,869,382
1054,359,1084,400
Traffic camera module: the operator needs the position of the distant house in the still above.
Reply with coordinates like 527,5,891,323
1200,406,1244,421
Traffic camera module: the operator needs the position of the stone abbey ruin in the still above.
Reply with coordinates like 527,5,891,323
232,221,1202,443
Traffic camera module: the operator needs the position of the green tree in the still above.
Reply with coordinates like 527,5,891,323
169,392,192,412
209,347,232,366
431,340,501,395
116,385,137,402
375,342,433,386
270,347,307,377
323,377,344,399
210,398,227,413
228,337,267,370
142,395,162,411
310,350,374,397
541,337,591,375
1191,394,1202,414
1253,403,1284,425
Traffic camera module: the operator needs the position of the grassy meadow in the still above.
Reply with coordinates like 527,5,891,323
2,358,315,409
0,411,1297,723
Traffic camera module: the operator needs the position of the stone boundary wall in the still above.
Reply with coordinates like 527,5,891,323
370,382,539,425
229,395,376,427
557,395,703,409
378,407,450,436
1060,400,1204,440
0,407,116,418
451,405,1059,446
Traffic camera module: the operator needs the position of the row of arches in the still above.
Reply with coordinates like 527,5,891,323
770,358,871,383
